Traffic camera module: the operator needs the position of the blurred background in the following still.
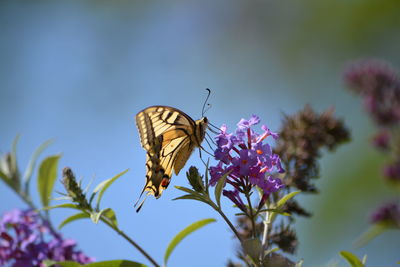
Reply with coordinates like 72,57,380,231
1,1,399,266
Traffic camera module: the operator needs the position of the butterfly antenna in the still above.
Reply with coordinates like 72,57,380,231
203,103,212,114
201,88,212,117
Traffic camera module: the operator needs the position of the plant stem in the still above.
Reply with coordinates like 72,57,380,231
24,194,56,231
244,191,257,239
212,205,243,243
9,186,57,233
100,216,160,267
261,210,270,252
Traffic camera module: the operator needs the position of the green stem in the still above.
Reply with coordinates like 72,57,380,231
244,191,257,239
261,210,270,255
9,185,57,233
23,194,51,225
100,216,160,267
213,206,243,243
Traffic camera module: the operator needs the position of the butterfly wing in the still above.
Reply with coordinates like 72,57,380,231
136,106,196,148
135,106,200,201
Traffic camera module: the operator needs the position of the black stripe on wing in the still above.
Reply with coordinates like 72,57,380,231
139,106,197,128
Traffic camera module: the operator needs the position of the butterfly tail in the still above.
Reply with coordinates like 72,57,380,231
134,177,153,212
134,192,149,213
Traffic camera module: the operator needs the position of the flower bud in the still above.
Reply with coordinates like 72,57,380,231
186,166,204,192
62,167,91,210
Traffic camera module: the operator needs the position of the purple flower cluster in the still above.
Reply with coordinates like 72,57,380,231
344,59,400,184
344,59,400,126
210,115,284,211
370,201,400,228
0,209,94,267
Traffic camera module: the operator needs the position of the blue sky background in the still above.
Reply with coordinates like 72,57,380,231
1,1,400,266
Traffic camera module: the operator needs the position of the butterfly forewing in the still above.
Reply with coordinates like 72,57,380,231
135,106,208,209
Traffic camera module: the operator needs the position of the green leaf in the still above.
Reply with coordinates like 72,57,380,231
83,176,95,194
89,192,98,206
0,169,12,187
339,251,364,267
258,208,291,215
90,208,118,226
23,139,53,193
214,170,231,207
174,185,200,195
174,186,212,206
52,196,72,201
86,260,147,267
93,169,128,210
173,194,211,205
268,191,300,223
50,261,82,267
355,223,391,247
276,191,300,208
101,208,118,227
58,212,90,229
90,211,101,224
259,209,290,217
242,238,262,264
164,218,216,266
42,259,57,267
37,155,61,207
42,203,81,211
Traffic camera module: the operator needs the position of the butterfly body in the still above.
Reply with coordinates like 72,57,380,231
135,106,208,203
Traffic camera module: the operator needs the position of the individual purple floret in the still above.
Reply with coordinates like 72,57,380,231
371,130,390,150
383,161,400,183
0,209,94,266
210,116,284,209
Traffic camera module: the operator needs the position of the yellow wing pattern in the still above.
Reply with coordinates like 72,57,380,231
135,106,208,210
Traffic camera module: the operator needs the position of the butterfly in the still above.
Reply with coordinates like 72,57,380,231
135,105,208,211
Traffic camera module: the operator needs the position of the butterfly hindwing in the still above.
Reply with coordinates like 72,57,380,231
142,135,164,197
172,139,195,175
